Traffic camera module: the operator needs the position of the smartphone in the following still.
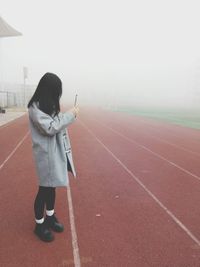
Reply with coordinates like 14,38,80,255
74,94,78,106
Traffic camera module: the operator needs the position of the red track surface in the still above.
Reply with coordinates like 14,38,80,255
1,107,200,266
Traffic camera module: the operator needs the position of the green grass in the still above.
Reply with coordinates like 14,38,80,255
111,107,200,129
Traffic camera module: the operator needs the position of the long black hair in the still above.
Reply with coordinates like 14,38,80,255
28,72,62,116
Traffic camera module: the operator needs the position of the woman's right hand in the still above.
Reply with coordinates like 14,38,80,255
69,106,79,117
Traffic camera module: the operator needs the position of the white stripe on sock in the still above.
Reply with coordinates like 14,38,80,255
35,218,44,224
46,209,54,216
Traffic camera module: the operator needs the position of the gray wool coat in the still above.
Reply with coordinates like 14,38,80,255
28,102,76,187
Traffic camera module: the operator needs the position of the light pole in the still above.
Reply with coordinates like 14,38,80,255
23,66,28,107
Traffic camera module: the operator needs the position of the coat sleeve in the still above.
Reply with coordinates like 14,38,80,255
28,105,75,136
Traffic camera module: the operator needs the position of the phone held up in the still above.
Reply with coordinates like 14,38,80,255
74,94,78,107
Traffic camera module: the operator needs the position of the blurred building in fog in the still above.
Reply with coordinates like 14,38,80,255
0,16,25,108
0,82,35,108
0,16,22,37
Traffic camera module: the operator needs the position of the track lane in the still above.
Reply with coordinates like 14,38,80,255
82,108,200,178
91,118,200,180
0,114,29,164
0,115,79,266
0,134,75,266
0,113,26,130
93,107,200,154
68,117,200,266
76,110,200,250
1,107,200,266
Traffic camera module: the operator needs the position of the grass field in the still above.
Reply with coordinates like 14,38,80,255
111,106,200,129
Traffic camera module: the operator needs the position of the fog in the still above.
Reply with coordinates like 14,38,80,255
1,0,200,109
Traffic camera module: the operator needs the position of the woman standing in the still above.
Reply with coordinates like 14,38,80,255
28,72,79,242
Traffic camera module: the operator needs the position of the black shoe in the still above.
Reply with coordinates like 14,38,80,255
45,214,64,233
34,222,54,242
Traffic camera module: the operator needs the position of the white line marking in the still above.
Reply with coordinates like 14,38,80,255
107,111,200,153
67,182,81,267
0,126,81,265
149,134,200,157
124,116,200,156
92,119,200,182
0,120,16,129
109,115,200,157
79,119,200,247
0,113,26,130
132,116,200,146
101,113,200,156
0,131,30,171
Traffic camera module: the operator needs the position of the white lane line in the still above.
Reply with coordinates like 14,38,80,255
79,119,200,247
0,131,29,171
125,116,200,156
0,113,26,130
0,122,12,129
134,116,200,145
109,116,200,157
67,182,81,267
109,111,200,152
149,134,200,157
0,120,17,129
100,115,200,156
91,119,200,182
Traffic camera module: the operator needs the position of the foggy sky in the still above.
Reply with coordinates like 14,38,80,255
1,0,200,108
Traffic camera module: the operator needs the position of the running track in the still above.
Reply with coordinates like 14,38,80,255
0,106,200,266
